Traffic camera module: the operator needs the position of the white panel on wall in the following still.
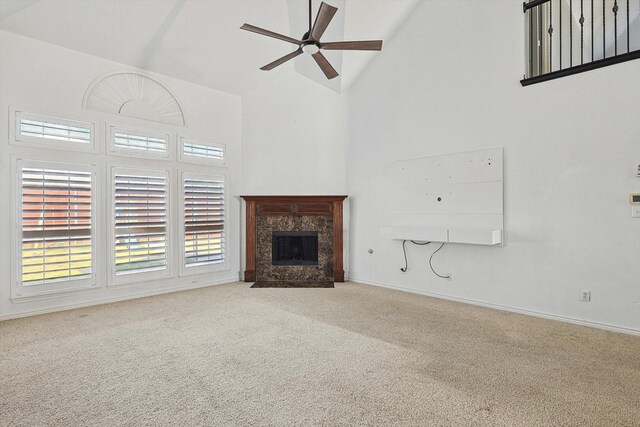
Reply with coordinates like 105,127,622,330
390,148,503,215
383,148,503,245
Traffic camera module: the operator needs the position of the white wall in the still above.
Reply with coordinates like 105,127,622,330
241,69,348,195
346,1,640,333
0,30,242,319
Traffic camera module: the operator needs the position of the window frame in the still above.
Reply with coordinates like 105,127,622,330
107,125,171,159
179,172,228,277
178,137,226,166
108,166,173,287
12,158,98,299
12,109,97,153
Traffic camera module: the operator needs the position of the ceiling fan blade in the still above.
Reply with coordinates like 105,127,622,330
311,52,339,80
260,48,304,71
240,24,301,46
320,40,383,51
310,2,338,41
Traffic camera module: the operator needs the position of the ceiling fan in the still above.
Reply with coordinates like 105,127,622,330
240,0,383,80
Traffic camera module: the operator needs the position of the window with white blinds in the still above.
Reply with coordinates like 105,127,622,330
180,139,225,162
113,170,168,276
110,127,169,156
183,175,225,267
20,119,91,144
20,166,93,286
14,111,94,150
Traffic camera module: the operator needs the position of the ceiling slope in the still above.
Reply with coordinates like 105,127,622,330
0,0,418,95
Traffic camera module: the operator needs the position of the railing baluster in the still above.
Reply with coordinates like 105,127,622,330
626,0,629,52
539,5,543,75
560,0,563,69
591,0,594,61
549,1,553,70
603,0,606,58
580,0,585,64
530,8,534,76
570,0,573,66
614,1,619,55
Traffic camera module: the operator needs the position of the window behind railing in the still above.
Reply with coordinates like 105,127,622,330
522,0,640,85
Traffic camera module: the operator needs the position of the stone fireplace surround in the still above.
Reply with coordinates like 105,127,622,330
240,195,347,283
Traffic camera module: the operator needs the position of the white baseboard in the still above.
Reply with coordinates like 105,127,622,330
349,277,640,337
0,275,241,322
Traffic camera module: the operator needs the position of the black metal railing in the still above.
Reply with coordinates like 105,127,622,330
522,0,640,85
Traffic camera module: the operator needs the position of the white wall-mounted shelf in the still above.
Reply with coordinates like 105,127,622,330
381,227,502,246
449,228,502,245
380,226,448,242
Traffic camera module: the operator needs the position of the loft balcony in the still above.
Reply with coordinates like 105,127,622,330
522,0,640,85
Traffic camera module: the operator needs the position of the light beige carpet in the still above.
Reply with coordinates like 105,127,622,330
1,282,639,426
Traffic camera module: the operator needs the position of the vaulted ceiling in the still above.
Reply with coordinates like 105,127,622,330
0,0,418,95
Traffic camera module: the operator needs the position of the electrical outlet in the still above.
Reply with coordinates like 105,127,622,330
580,290,591,302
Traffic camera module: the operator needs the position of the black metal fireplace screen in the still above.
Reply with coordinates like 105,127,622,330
272,231,318,266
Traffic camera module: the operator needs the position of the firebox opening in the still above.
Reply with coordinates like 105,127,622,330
272,231,319,266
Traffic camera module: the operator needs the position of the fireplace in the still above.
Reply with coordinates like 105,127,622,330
272,231,318,266
240,195,347,282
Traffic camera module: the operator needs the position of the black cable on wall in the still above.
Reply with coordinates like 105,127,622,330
400,239,450,280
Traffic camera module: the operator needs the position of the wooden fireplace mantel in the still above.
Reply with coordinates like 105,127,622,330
240,195,348,282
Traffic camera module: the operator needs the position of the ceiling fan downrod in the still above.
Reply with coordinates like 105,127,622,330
308,0,312,34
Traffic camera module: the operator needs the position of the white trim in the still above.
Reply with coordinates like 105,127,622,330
82,71,187,127
108,166,173,286
11,108,97,153
178,136,226,166
10,282,101,303
1,274,241,320
107,125,171,159
12,158,99,299
178,171,229,277
349,277,640,336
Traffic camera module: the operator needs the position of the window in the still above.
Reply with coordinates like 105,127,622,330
7,102,235,300
183,174,225,270
109,126,169,157
113,169,169,280
14,111,95,151
179,138,225,164
18,161,95,294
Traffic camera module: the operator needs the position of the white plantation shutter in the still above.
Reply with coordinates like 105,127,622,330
20,119,91,144
114,132,167,153
181,140,224,161
114,171,168,275
14,112,95,151
21,166,93,286
183,175,225,267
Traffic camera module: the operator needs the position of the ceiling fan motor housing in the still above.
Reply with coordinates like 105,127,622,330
302,42,320,54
